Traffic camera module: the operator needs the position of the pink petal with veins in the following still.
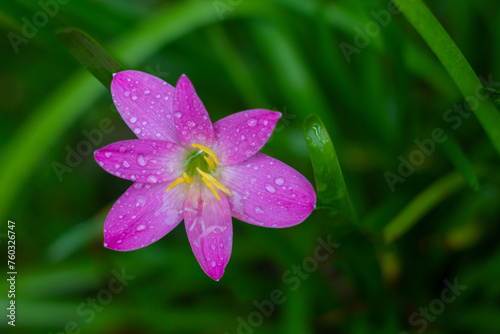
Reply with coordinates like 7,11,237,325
104,182,187,251
173,75,215,147
184,186,232,281
214,109,281,166
94,140,185,183
221,153,316,228
111,70,178,143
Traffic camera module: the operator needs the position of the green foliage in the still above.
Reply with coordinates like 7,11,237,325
1,0,500,333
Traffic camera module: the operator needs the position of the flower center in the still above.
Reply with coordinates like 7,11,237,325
166,143,231,200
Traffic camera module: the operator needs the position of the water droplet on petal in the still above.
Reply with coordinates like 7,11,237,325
134,128,141,135
174,112,182,118
133,183,143,190
247,118,257,127
132,96,138,101
254,207,265,214
146,175,158,183
211,261,216,268
240,135,246,140
274,177,284,185
144,89,150,95
253,166,259,171
187,120,196,127
250,178,257,184
119,146,126,152
265,184,276,193
122,161,130,168
136,224,146,231
124,91,131,97
137,154,147,166
130,116,137,123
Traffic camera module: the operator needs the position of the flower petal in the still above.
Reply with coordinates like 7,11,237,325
173,75,215,147
214,110,281,166
104,182,187,251
221,153,316,227
94,140,185,183
184,185,232,281
111,70,178,142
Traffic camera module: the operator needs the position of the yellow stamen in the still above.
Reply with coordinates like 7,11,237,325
192,143,219,165
201,177,220,200
183,172,193,184
196,168,232,197
166,176,187,192
203,156,215,171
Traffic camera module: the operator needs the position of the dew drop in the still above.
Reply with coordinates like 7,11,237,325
247,118,257,127
274,177,284,185
136,225,146,231
265,184,276,193
254,207,265,214
133,183,143,190
250,178,257,184
174,112,182,118
124,91,131,97
134,128,141,135
119,146,126,152
137,154,147,166
144,89,150,95
122,161,130,168
130,116,137,123
240,135,246,140
146,175,158,183
132,96,138,101
187,120,196,127
105,152,111,158
253,166,259,171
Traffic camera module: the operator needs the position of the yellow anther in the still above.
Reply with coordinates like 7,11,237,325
201,177,220,201
192,143,219,165
183,172,193,184
196,168,232,197
203,156,215,171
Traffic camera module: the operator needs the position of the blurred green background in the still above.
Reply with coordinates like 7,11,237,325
1,0,500,333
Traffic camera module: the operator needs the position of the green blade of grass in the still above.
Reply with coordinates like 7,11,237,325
440,134,480,191
398,0,500,156
304,115,357,223
383,172,465,244
57,28,125,88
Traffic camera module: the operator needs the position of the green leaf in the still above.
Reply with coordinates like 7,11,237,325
383,172,465,244
57,28,125,88
398,0,500,156
440,135,480,191
303,115,357,223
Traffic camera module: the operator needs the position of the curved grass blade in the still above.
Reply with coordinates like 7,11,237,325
57,28,125,88
383,172,465,244
304,115,358,224
398,0,500,156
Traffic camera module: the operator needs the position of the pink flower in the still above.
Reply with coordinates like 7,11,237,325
95,70,316,280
